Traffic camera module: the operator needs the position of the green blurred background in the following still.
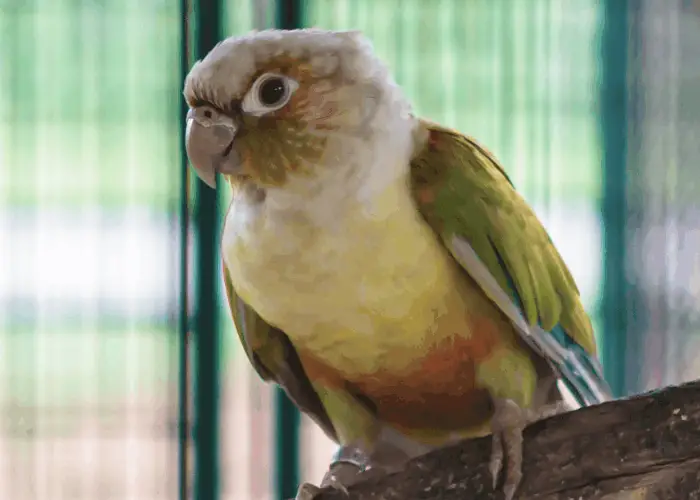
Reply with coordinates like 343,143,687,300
1,0,699,499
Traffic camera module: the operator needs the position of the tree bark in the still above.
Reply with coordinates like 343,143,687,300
314,380,700,499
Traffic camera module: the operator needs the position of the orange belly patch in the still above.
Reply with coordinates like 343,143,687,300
299,315,504,434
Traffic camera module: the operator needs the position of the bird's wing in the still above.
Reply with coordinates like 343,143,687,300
410,120,612,406
222,262,338,441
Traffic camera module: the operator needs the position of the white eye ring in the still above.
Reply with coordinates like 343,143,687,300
241,73,299,116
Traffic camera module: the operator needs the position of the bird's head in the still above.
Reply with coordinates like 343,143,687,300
183,29,417,204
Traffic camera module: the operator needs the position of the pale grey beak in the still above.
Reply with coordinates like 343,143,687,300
185,107,240,188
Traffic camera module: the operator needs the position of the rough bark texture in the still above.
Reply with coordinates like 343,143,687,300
314,380,700,499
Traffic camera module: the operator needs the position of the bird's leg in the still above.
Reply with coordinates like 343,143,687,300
489,399,569,500
295,445,371,500
295,442,411,500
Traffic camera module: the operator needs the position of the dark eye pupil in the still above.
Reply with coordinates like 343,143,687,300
259,77,286,107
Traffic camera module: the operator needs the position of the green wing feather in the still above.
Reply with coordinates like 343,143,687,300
409,120,596,356
221,263,338,441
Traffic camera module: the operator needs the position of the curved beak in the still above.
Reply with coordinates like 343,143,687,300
185,109,240,188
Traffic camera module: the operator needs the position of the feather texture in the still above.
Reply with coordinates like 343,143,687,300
410,120,612,406
192,31,613,480
219,118,611,456
221,263,337,441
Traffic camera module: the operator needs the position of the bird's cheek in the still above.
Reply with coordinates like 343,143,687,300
231,140,286,186
231,142,258,179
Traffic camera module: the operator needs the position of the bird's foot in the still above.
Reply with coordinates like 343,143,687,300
489,399,568,500
294,483,323,500
294,446,371,500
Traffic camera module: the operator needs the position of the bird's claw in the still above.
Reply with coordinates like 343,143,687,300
295,482,324,500
294,477,349,500
489,399,526,500
294,460,363,500
489,399,569,500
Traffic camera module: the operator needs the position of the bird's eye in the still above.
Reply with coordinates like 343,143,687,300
259,77,286,106
242,73,299,116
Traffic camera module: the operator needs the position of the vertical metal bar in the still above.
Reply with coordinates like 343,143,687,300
273,5,303,498
620,2,647,396
600,0,630,397
190,0,223,498
277,0,303,30
178,0,193,499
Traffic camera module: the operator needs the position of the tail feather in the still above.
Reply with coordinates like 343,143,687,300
534,325,613,407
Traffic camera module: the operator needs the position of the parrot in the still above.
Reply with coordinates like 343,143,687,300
183,28,613,500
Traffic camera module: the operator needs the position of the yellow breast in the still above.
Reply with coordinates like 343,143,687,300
223,180,482,375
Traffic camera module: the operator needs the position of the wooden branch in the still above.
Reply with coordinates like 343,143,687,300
314,380,700,499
